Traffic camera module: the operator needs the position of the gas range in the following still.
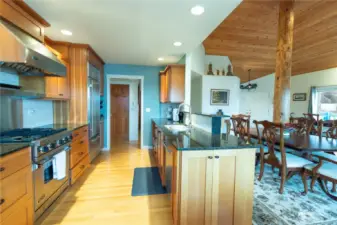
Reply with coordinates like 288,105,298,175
0,128,72,163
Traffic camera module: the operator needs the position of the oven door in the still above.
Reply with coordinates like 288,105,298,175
33,148,70,211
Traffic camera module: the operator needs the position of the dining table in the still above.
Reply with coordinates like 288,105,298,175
250,128,337,200
250,128,337,153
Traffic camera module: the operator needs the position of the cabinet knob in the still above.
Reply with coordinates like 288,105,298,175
215,156,220,159
0,167,5,172
0,199,4,205
59,93,64,96
78,152,84,156
80,141,84,144
80,165,85,170
208,156,213,159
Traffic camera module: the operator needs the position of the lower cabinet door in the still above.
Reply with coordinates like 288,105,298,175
0,196,33,225
211,149,255,225
179,151,214,225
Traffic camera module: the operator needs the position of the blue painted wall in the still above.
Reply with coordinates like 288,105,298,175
104,64,164,148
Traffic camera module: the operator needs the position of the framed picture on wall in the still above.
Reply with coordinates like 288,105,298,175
210,89,230,105
293,93,307,101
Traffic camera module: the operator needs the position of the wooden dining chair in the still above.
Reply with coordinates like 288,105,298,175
231,114,251,136
308,120,337,194
231,116,267,166
303,113,320,135
290,117,315,135
253,120,312,194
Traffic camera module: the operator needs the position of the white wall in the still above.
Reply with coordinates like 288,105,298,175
240,74,275,122
204,55,232,75
239,67,337,121
190,72,203,113
185,44,205,105
201,76,240,115
291,68,337,116
110,78,139,141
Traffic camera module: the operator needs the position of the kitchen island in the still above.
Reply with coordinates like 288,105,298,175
152,119,260,225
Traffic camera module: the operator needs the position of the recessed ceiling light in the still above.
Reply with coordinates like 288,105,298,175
61,29,72,36
173,42,182,47
191,5,204,16
158,57,164,61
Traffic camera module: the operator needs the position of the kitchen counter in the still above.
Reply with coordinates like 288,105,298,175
37,123,88,132
0,143,30,157
152,118,260,150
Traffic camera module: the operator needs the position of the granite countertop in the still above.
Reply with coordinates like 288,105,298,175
192,113,231,118
0,143,30,157
37,123,88,132
152,118,260,151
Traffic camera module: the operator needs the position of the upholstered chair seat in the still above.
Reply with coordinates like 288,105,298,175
304,162,337,180
264,152,312,168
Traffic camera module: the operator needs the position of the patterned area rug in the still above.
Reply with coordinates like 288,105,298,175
252,165,337,225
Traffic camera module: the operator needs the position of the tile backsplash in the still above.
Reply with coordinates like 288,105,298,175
160,103,179,119
0,70,54,130
22,100,53,127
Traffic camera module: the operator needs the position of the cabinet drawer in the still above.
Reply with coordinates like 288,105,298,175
0,166,33,213
72,126,88,142
71,136,89,155
70,154,89,185
70,144,88,169
0,148,31,180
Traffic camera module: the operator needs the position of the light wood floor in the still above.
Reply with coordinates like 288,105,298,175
36,139,172,225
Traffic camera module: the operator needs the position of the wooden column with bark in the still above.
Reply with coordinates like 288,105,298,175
273,0,295,123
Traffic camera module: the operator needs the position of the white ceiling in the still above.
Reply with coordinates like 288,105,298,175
25,0,241,66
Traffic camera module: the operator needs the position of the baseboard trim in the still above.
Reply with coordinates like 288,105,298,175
142,146,153,150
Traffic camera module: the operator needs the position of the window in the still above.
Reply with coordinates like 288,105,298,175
315,86,337,120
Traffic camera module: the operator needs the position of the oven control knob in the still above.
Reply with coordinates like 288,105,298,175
50,143,57,149
39,146,49,153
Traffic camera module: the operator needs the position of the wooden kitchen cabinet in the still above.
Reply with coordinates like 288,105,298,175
44,75,70,99
178,150,213,225
160,65,185,103
0,0,49,42
173,148,256,225
70,126,89,185
0,147,33,225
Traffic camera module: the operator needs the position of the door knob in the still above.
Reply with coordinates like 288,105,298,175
215,156,220,159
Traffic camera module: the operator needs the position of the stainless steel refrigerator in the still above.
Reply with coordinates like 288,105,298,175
87,63,101,162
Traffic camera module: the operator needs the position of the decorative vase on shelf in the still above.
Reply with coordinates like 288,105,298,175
207,63,214,75
222,69,226,76
227,65,233,76
216,69,220,75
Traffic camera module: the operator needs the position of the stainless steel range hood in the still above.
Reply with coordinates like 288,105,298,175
0,18,66,76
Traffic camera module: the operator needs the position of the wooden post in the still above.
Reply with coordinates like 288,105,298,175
273,0,295,123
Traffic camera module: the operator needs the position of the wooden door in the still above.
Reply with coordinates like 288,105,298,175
212,149,255,225
110,84,129,139
179,150,214,225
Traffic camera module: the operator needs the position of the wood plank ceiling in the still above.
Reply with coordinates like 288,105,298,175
203,0,337,83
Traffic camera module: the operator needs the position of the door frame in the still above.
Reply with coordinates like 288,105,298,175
106,75,144,150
